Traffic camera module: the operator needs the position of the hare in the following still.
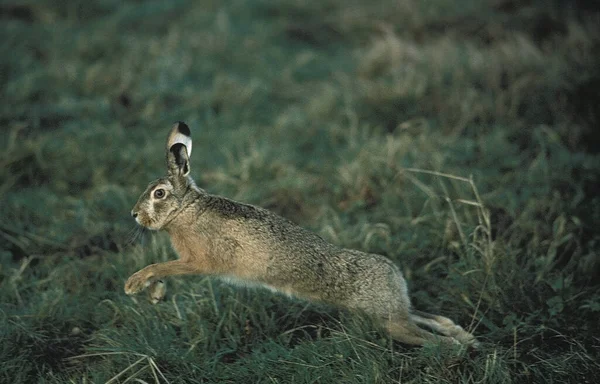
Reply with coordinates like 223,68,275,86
125,122,477,347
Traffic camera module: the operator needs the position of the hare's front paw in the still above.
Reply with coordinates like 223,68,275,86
124,269,155,295
148,280,166,304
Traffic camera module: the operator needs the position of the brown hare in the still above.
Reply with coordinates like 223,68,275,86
125,122,477,347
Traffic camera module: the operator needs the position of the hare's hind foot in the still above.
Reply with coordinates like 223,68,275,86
410,310,479,347
384,319,460,346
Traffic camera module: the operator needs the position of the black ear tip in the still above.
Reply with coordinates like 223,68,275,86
175,121,190,136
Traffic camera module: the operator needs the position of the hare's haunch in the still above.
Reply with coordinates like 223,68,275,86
125,122,477,347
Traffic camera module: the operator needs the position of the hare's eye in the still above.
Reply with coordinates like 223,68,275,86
154,189,166,199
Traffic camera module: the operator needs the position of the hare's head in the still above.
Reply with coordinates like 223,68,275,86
131,122,194,230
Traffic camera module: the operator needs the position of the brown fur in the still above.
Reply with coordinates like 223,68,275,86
125,122,478,347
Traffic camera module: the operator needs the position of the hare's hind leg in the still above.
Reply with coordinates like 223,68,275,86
410,310,478,346
384,318,459,346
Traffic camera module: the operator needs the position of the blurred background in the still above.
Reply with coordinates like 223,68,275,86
1,0,599,382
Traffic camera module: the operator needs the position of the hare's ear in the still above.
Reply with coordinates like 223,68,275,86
166,121,192,156
166,122,191,177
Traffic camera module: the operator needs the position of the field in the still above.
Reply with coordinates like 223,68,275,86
1,0,599,382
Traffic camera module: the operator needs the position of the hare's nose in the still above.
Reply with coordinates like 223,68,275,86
131,211,138,218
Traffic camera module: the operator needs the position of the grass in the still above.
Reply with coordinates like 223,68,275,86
1,0,600,382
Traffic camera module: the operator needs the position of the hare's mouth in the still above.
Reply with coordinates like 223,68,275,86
134,215,145,227
135,215,158,230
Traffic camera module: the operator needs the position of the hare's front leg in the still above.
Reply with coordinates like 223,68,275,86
147,280,167,304
124,260,199,296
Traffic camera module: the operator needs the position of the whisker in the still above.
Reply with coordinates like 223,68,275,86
139,226,149,248
138,227,149,247
124,226,137,246
125,225,146,247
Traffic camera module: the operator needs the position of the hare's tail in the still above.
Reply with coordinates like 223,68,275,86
384,310,478,346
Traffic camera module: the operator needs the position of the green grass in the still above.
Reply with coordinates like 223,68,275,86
1,0,600,382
